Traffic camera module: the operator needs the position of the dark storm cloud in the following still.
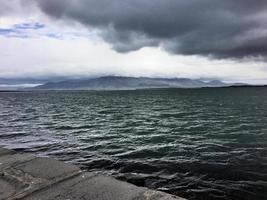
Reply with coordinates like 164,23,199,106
36,0,267,58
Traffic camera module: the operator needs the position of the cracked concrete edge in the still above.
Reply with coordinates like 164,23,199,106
0,148,82,200
139,190,186,200
7,169,82,200
4,159,82,199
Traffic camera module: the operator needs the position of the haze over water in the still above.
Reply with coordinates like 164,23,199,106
0,88,267,200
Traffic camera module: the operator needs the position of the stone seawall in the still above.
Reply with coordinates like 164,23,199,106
0,147,186,200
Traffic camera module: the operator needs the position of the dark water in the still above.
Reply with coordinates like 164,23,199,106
0,88,267,200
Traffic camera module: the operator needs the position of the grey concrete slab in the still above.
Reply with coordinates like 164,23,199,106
0,179,16,200
23,173,146,200
14,157,81,181
0,154,80,200
0,153,37,200
23,173,185,200
0,153,35,171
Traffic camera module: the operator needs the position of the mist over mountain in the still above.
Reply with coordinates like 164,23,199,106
34,76,230,90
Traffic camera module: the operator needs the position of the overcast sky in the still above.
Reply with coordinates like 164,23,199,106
1,0,267,84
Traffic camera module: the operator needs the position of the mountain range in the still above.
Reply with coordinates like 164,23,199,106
34,76,236,90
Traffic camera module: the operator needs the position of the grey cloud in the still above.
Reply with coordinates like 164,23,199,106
0,0,17,16
36,0,267,58
101,27,159,52
0,0,35,16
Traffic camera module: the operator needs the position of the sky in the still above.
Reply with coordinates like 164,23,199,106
1,0,267,84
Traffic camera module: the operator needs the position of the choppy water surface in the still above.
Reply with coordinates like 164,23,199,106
0,88,267,200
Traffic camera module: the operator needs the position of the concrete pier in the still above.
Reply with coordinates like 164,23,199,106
0,147,185,200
